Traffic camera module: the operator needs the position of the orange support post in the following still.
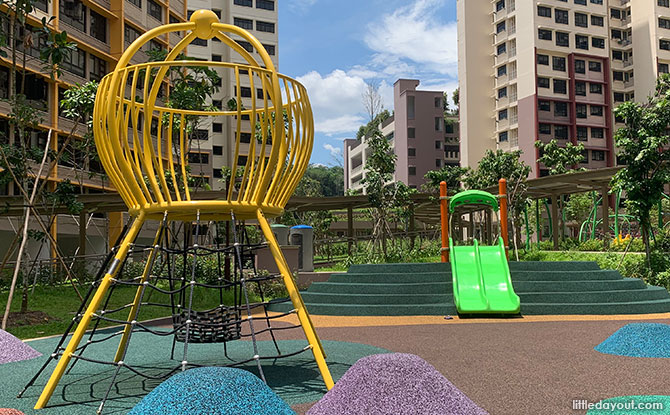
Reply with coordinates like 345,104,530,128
440,181,449,262
499,178,509,259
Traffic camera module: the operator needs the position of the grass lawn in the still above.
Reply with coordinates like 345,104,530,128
1,283,255,340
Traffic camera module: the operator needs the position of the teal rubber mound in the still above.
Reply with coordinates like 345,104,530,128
129,367,295,415
450,237,520,314
586,396,670,414
595,323,670,358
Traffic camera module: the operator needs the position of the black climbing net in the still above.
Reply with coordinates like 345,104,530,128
20,212,308,414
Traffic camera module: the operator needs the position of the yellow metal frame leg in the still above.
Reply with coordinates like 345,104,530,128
256,210,334,390
113,220,165,363
35,213,146,409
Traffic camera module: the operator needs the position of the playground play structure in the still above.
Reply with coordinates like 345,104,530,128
19,10,332,412
439,180,520,314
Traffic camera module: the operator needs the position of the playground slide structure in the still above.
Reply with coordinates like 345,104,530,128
450,236,520,314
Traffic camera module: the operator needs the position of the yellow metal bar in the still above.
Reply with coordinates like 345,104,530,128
113,218,165,362
255,209,333,390
35,212,146,409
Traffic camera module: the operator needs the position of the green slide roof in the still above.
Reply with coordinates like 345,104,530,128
449,190,498,213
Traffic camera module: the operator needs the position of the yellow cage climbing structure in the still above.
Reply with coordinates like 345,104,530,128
34,9,333,409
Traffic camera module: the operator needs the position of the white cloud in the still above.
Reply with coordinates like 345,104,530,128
315,115,365,136
323,143,342,159
364,0,458,77
288,0,318,14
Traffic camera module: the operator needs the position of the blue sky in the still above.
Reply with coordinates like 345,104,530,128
278,0,459,166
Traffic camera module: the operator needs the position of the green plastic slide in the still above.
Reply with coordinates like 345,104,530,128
449,236,520,314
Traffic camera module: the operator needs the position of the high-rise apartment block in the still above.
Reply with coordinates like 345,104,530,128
344,79,460,193
458,0,670,177
187,0,278,190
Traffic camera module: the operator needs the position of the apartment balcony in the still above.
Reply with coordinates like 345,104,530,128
171,0,186,18
623,57,634,68
90,0,111,10
614,38,632,48
351,163,363,176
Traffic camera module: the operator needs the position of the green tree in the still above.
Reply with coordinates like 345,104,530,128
465,149,531,258
356,109,391,141
535,139,585,175
422,165,469,195
611,74,670,264
301,164,344,197
452,88,459,112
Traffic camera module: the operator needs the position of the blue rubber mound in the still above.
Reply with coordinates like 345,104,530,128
595,323,670,358
129,367,295,415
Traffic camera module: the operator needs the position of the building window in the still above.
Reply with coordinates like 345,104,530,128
125,24,142,45
575,12,588,27
555,125,568,140
592,37,605,49
575,81,587,96
577,126,588,141
612,50,623,61
499,131,508,142
659,63,670,74
497,65,507,76
237,155,248,165
213,168,223,179
591,0,603,4
591,105,603,116
238,86,252,98
436,159,442,168
554,79,567,94
554,102,568,117
234,17,253,30
193,129,208,140
612,29,622,39
408,166,416,176
537,54,549,65
89,54,106,81
539,100,551,111
556,32,569,47
257,0,274,10
147,0,162,20
660,18,670,29
61,47,86,78
408,127,415,138
256,21,275,33
128,0,141,8
192,38,207,47
263,44,276,55
590,83,603,94
238,41,254,52
89,10,106,42
589,61,602,72
213,146,223,156
555,9,568,24
611,8,621,19
408,148,416,157
435,97,442,108
408,96,415,119
591,15,604,26
498,109,508,120
538,77,550,88
539,123,552,134
662,39,670,51
497,43,507,55
538,6,551,18
613,71,624,81
613,92,625,102
496,0,505,12
240,133,252,143
497,21,506,33
553,56,566,71
592,127,604,138
60,0,86,32
234,0,253,6
498,87,507,99
575,59,586,74
435,117,443,131
660,0,670,7
188,153,209,164
576,35,589,50
576,104,587,119
538,29,553,41
445,123,454,134
435,141,441,149
575,0,586,5
213,123,223,133
592,150,605,161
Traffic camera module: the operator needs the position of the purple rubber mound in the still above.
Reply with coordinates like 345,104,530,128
307,353,488,415
0,329,41,364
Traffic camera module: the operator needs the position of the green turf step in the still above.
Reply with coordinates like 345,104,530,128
300,292,452,305
328,272,449,284
347,262,449,274
508,261,601,271
518,286,670,303
521,299,670,315
270,302,457,316
512,278,646,292
509,270,623,281
307,282,451,295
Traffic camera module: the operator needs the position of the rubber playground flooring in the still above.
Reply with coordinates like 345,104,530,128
2,313,669,415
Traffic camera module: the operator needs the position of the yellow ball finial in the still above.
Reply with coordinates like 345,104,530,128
190,9,219,39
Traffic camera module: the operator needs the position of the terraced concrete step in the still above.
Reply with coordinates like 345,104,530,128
512,278,646,292
300,292,452,305
347,262,449,274
328,272,450,284
521,299,670,315
508,261,601,271
269,302,457,316
308,281,451,295
518,286,670,303
510,270,623,281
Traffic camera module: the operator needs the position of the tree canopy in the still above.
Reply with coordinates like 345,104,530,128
535,139,585,175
